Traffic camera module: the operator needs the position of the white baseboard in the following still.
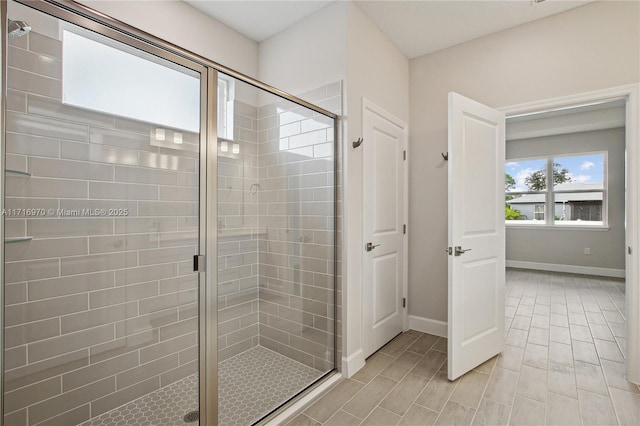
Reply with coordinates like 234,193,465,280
408,315,447,337
506,260,625,278
341,349,365,378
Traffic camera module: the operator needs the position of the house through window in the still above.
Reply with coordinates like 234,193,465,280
505,152,607,227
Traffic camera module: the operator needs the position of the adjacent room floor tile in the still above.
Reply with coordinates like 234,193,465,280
509,396,545,426
575,360,609,395
434,400,475,426
522,343,548,369
361,406,401,426
578,389,618,426
547,362,577,398
399,404,439,426
471,398,510,426
548,341,573,366
291,270,635,426
608,387,640,426
601,359,640,393
546,392,581,426
516,365,546,403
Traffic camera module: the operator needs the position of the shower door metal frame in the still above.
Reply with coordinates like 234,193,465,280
1,1,340,424
201,68,218,425
0,0,7,419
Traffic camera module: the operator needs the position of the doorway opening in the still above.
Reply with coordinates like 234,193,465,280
501,93,640,414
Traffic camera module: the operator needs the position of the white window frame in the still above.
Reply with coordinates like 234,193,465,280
217,75,235,140
506,151,608,229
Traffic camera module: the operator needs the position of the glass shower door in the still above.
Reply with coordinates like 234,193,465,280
217,74,336,425
3,3,206,425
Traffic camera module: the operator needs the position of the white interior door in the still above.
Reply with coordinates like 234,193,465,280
363,99,407,358
448,92,506,380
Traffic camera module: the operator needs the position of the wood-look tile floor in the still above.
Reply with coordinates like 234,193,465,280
288,269,640,426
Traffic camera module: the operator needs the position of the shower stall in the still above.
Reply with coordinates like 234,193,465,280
1,1,338,425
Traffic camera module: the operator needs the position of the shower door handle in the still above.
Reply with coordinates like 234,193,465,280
365,242,380,252
193,255,205,272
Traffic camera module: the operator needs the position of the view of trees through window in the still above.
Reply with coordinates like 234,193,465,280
505,153,606,226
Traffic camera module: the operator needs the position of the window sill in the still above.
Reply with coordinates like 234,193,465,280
506,224,610,231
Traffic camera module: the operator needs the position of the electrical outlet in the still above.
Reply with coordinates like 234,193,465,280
584,248,591,255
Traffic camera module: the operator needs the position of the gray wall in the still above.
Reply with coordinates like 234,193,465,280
408,1,640,322
506,128,625,270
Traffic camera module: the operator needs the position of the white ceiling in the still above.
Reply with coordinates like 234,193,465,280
183,1,334,42
183,0,592,59
354,0,592,59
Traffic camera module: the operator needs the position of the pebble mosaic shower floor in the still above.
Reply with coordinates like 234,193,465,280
79,374,198,426
80,346,321,426
218,346,321,425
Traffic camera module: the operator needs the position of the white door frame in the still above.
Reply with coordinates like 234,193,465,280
500,83,640,384
361,98,410,352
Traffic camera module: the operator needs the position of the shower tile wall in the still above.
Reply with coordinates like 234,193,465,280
256,82,341,371
3,31,199,425
217,99,261,361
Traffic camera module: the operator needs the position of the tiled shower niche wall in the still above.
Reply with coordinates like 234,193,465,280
3,30,199,425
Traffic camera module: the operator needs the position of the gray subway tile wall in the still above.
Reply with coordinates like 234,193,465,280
256,83,340,371
216,80,341,372
216,96,261,360
3,30,200,425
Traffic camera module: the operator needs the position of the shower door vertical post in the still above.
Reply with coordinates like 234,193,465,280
0,0,6,421
333,116,340,371
199,67,219,426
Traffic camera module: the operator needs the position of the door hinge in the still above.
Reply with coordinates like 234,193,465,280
403,150,406,161
629,246,633,255
193,255,205,272
402,298,406,308
403,224,406,234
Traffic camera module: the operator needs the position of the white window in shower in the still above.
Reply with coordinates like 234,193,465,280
62,29,200,132
217,75,235,140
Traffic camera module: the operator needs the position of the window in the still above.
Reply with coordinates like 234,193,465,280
62,29,200,132
505,152,606,227
217,75,235,140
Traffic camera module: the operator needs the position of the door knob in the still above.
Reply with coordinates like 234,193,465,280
365,242,380,252
454,246,471,256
